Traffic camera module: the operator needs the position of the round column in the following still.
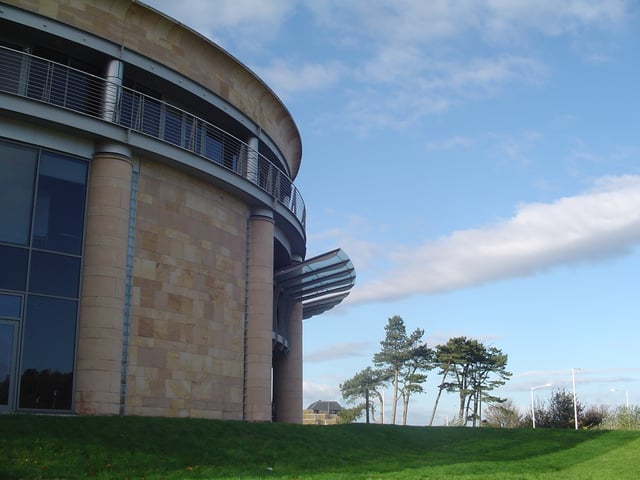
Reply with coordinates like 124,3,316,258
245,208,274,421
273,300,303,423
75,143,132,415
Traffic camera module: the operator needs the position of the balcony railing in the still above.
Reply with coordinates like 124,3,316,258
0,45,305,226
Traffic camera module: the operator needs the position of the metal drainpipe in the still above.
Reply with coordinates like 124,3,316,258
102,59,123,122
119,160,139,415
242,216,251,420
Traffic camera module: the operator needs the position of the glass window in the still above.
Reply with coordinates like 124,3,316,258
0,140,88,412
64,68,85,111
48,63,69,109
19,295,77,410
0,141,37,245
32,151,87,255
164,105,183,146
0,323,15,405
118,88,138,129
141,96,161,137
184,117,199,152
29,251,81,298
0,44,23,95
0,245,28,291
27,48,69,108
26,56,50,102
204,127,223,164
69,62,102,117
0,293,22,319
222,137,238,170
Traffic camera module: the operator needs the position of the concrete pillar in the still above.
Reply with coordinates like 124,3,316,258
75,143,132,415
245,208,274,421
273,301,303,423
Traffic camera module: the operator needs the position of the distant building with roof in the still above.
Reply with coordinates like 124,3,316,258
303,400,343,425
0,0,355,423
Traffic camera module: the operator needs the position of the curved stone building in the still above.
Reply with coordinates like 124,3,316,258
0,0,354,422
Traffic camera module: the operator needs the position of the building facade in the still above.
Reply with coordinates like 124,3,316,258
0,0,354,422
303,400,343,425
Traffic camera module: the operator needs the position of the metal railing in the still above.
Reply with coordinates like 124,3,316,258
0,45,305,226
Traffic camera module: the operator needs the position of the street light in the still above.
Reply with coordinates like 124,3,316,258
531,383,552,429
572,368,582,430
610,388,630,410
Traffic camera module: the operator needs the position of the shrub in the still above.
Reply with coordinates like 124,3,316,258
600,405,640,430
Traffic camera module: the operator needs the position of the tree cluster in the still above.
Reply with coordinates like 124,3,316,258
339,315,512,426
600,405,640,431
483,389,640,430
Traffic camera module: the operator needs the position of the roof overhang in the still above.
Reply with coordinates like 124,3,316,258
274,248,355,320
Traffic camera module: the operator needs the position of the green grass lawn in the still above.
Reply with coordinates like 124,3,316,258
1,415,639,479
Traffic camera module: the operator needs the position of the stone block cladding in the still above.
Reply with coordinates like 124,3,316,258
76,152,132,415
126,158,248,419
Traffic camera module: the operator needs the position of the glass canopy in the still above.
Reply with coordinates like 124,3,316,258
274,248,355,320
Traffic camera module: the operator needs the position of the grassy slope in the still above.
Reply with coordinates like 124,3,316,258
1,415,639,479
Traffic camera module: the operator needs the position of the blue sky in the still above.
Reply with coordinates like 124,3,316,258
145,0,640,425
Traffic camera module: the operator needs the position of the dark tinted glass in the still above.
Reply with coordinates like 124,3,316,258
204,130,223,164
32,152,87,255
0,323,14,405
0,293,21,319
0,141,37,245
0,245,28,291
26,57,50,101
0,45,23,94
19,295,76,410
118,89,138,128
141,96,161,136
164,105,183,146
29,251,81,298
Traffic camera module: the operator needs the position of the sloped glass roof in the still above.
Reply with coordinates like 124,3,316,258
274,248,355,320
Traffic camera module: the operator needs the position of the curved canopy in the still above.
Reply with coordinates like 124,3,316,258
274,248,356,320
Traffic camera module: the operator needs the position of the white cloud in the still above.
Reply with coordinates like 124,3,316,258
323,0,627,132
307,0,631,46
304,342,372,363
349,175,640,304
506,367,640,393
145,0,295,30
306,215,389,274
339,54,546,133
361,50,546,90
446,57,546,91
490,130,544,167
143,0,632,132
484,0,630,39
303,380,341,407
141,0,296,49
426,136,473,151
254,60,343,99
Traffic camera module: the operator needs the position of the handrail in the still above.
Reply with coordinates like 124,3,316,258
0,45,306,226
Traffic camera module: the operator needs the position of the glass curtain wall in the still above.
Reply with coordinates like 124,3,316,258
0,139,88,411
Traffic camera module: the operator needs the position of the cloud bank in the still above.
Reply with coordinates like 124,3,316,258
304,341,372,363
349,175,640,304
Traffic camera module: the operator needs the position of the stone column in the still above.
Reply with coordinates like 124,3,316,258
245,208,274,421
75,142,132,415
273,301,303,423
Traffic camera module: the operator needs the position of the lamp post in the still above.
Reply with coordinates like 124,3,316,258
531,383,552,428
572,368,582,430
610,388,630,410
